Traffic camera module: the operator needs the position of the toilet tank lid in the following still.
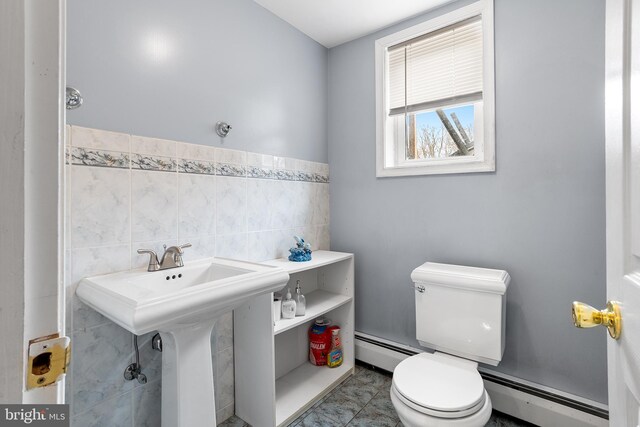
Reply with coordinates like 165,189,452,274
411,262,510,295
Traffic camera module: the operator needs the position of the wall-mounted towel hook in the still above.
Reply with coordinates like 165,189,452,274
215,121,232,138
66,86,83,110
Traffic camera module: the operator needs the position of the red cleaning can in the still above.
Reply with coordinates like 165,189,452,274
309,318,331,366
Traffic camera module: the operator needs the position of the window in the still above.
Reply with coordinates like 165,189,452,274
375,0,495,177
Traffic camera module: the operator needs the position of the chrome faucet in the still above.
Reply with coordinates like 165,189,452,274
137,243,192,272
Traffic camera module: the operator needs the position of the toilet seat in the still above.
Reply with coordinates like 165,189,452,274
390,383,492,427
391,383,487,419
392,352,486,419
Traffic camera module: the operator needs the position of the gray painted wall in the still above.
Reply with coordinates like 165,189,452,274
328,0,607,403
67,0,328,163
68,0,608,406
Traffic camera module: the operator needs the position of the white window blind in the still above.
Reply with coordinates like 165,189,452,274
388,16,483,116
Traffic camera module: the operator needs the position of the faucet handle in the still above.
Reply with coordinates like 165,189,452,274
159,243,191,269
137,249,159,272
173,243,191,263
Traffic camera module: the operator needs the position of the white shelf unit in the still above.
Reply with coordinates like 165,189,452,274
274,290,351,335
234,251,355,427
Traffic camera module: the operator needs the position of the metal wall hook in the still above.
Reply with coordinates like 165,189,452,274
215,121,232,137
66,86,83,110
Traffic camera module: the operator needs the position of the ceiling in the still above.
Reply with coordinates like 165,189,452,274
252,0,454,48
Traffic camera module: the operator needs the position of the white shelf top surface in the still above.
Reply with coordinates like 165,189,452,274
274,290,352,335
276,361,353,426
262,250,353,274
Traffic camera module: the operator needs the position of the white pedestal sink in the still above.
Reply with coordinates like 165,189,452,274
77,257,289,427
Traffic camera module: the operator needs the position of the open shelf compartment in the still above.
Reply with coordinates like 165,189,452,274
275,362,354,426
274,290,352,335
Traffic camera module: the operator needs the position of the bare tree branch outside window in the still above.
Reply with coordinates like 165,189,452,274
412,108,475,159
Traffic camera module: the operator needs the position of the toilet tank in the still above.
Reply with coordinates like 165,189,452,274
412,262,510,366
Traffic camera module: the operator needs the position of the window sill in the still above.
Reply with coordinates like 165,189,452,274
376,157,495,177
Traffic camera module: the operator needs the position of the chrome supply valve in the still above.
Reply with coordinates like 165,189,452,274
124,362,147,384
124,336,147,384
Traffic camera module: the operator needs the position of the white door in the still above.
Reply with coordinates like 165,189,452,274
0,0,67,403
574,0,640,425
605,0,640,425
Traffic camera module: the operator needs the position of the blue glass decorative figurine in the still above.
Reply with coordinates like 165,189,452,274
288,235,312,262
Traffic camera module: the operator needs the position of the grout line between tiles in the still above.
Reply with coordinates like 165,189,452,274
130,379,135,427
71,383,136,419
175,165,179,246
128,137,133,273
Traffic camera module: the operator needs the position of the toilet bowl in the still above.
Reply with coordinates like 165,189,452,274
390,352,492,427
390,262,510,427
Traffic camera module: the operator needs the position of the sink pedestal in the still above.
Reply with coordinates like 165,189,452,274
77,257,290,426
160,319,218,427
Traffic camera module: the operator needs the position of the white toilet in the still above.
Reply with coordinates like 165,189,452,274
390,262,510,427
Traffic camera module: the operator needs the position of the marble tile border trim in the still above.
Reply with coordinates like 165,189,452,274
217,162,247,178
179,158,216,176
67,126,329,183
131,153,177,172
69,146,130,169
247,165,275,180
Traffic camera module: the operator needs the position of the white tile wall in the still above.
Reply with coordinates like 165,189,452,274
177,141,216,161
247,179,273,231
69,166,130,248
216,147,246,165
216,176,247,235
131,170,178,242
70,126,131,152
178,173,217,238
130,135,177,157
65,126,330,426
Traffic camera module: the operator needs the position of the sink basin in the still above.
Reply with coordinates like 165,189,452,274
77,257,287,335
77,257,289,427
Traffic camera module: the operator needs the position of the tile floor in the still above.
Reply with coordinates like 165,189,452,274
219,362,535,427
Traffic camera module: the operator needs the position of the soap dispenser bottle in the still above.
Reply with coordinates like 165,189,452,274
294,280,306,316
281,287,297,319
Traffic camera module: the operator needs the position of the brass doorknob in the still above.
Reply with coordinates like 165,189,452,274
572,301,622,340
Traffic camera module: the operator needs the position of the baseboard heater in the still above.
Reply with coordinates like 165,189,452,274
355,332,609,427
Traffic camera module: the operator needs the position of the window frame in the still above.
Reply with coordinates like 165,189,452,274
375,0,495,177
